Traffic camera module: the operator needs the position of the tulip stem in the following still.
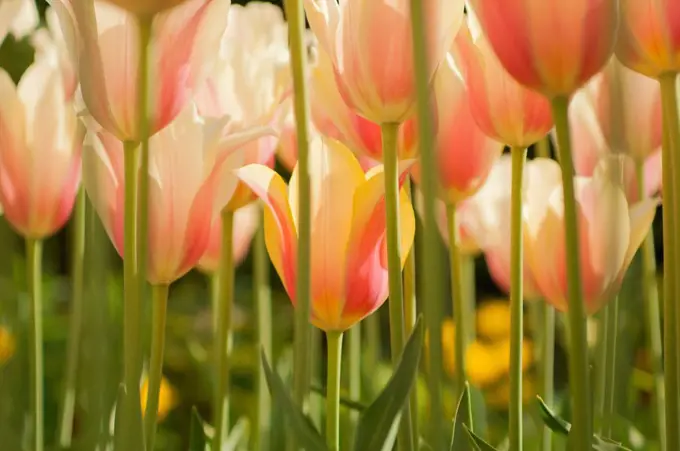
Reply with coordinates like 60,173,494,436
121,139,144,450
382,121,415,451
550,95,592,450
144,283,169,451
636,161,666,449
538,302,555,451
446,204,469,402
509,146,527,451
58,188,86,448
325,331,343,451
27,238,44,451
364,314,381,369
214,209,235,448
601,296,619,437
462,255,476,342
409,0,445,444
348,323,361,426
659,72,680,451
283,0,313,443
254,220,272,451
535,136,551,159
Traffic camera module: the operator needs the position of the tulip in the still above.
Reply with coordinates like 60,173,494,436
616,0,680,78
236,136,415,332
524,157,659,314
52,0,230,142
0,55,82,239
0,0,38,47
104,0,190,18
467,0,619,97
304,0,465,124
453,17,552,148
83,105,272,285
199,203,261,272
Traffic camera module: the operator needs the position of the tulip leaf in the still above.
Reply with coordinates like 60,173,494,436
113,384,127,451
353,318,424,451
464,425,499,451
189,406,209,451
537,396,571,435
593,436,632,451
261,350,328,451
450,383,474,451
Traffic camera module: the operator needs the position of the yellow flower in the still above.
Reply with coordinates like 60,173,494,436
485,374,537,409
476,300,511,341
141,376,178,422
0,327,16,366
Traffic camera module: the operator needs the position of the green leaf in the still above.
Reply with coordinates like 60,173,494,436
310,383,368,411
113,384,127,451
261,350,328,451
450,383,473,451
537,396,571,435
463,425,498,451
593,436,632,451
189,406,209,451
223,417,250,451
353,318,425,451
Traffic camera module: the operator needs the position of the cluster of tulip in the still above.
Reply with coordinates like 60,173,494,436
1,0,679,450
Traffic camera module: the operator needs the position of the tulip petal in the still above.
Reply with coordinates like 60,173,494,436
624,197,659,273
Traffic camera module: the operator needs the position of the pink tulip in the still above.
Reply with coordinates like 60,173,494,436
616,0,680,78
83,105,273,285
0,0,38,47
304,0,465,124
467,0,618,97
0,55,82,239
524,157,659,314
237,137,415,331
198,203,261,273
411,56,502,205
103,0,190,17
453,17,553,148
52,0,230,142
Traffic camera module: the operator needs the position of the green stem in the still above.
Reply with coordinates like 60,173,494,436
57,188,86,447
602,297,620,437
325,332,343,451
535,136,551,159
27,238,44,451
509,146,527,451
214,209,235,448
637,161,666,450
659,72,679,451
144,284,169,450
550,96,592,450
595,306,608,430
462,255,476,342
409,0,445,445
121,139,144,449
348,323,361,426
211,273,219,335
254,220,272,451
282,2,313,446
364,314,381,367
382,121,415,451
539,303,555,451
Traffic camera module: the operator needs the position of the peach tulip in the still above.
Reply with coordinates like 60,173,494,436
524,157,659,314
453,17,553,148
83,105,272,285
310,48,417,161
304,0,465,124
0,55,82,239
104,0,190,17
467,0,619,97
53,0,230,142
237,137,415,331
411,56,502,205
616,0,680,78
0,0,38,47
198,203,261,273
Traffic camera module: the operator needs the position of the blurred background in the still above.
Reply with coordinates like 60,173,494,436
0,1,664,450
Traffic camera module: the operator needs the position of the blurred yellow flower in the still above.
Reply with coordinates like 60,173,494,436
476,300,511,341
0,327,16,366
141,376,178,422
485,375,537,409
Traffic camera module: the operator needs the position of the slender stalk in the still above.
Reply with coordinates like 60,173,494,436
535,136,551,159
637,161,666,449
462,255,476,342
539,303,555,451
364,314,381,369
57,188,86,447
596,306,608,430
348,323,361,426
282,2,313,447
659,72,680,451
214,209,235,448
402,177,419,440
253,220,272,451
144,284,169,450
410,0,445,445
211,274,219,334
325,332,343,451
27,238,44,451
509,147,527,451
550,96,592,450
602,296,619,437
382,121,415,451
446,203,468,397
121,139,144,449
